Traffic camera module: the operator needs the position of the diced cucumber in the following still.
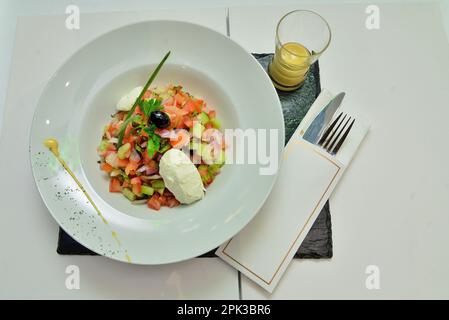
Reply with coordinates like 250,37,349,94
201,172,213,185
151,180,165,189
210,118,221,129
201,144,214,164
201,144,226,165
189,140,201,151
117,143,131,159
197,112,210,125
215,150,226,167
119,170,130,181
122,188,136,201
141,185,154,196
98,140,109,152
192,122,205,139
208,164,221,175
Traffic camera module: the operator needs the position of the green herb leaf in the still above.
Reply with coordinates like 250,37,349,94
117,51,171,147
147,135,161,158
141,98,162,116
144,125,161,158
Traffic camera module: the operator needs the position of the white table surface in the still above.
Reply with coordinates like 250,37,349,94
1,0,449,299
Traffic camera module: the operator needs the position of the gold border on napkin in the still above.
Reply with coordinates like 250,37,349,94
219,139,341,285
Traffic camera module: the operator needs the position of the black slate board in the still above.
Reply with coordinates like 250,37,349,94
57,53,333,259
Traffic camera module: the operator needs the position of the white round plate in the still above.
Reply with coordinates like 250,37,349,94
30,20,284,264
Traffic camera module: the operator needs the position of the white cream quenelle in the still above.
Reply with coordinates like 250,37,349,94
159,149,205,204
116,86,143,111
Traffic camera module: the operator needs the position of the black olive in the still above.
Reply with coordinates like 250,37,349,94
150,111,170,128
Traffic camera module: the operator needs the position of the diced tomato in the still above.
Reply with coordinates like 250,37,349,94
194,99,204,112
123,134,137,145
170,129,190,149
122,180,129,188
163,105,188,129
130,177,142,185
163,97,174,106
142,90,152,100
109,178,122,193
174,93,186,106
205,123,213,129
134,106,143,116
208,110,216,119
132,183,142,195
147,194,161,211
117,158,129,168
166,197,180,208
107,124,116,135
158,195,167,206
176,120,187,129
183,116,194,128
100,162,113,173
125,160,138,175
124,123,132,137
164,105,188,117
183,99,196,113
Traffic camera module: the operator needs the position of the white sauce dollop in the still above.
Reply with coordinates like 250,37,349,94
159,149,205,204
116,86,143,111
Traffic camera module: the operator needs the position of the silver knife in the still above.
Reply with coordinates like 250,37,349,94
303,92,345,145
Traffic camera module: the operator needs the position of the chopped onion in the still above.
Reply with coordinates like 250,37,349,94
108,137,118,144
157,129,172,138
136,165,149,173
105,153,118,167
140,174,161,181
210,140,222,150
130,149,141,162
140,141,147,148
146,167,158,175
110,169,121,177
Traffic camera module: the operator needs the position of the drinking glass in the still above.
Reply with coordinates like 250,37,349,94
268,10,331,91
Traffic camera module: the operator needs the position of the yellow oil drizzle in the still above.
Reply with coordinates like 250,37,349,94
125,250,132,263
43,138,132,263
111,231,121,246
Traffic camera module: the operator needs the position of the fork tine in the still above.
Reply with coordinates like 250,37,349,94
331,118,355,155
326,116,352,152
318,112,343,146
322,114,347,150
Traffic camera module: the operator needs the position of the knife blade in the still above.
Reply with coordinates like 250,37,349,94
303,92,345,145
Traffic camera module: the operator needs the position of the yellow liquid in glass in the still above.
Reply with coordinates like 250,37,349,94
269,42,311,91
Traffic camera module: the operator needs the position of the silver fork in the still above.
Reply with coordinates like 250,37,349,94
317,112,355,155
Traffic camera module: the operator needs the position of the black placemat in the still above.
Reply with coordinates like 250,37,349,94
57,53,332,259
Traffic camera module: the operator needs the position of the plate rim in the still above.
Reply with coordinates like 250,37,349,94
29,19,285,264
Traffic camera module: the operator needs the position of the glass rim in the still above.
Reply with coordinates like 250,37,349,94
275,10,332,58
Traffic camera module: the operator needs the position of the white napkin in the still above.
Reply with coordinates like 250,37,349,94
216,89,369,292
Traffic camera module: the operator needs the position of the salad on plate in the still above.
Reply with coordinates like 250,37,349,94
97,83,225,211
